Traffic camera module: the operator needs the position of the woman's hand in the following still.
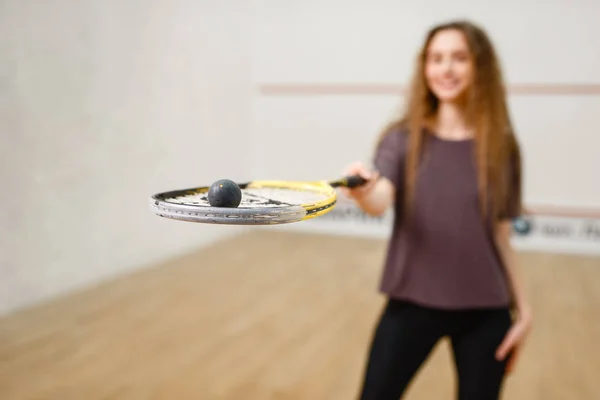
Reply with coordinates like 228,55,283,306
495,307,533,373
338,161,394,216
340,161,379,199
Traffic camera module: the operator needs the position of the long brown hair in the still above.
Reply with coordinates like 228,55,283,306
380,20,521,222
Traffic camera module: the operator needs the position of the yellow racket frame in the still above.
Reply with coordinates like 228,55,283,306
243,179,338,220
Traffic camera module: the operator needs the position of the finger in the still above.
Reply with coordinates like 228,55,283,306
495,337,514,360
362,169,380,184
352,167,375,181
495,328,520,360
355,177,379,195
348,170,379,193
367,170,380,181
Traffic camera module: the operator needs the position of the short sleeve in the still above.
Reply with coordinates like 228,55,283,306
498,145,523,220
372,128,408,190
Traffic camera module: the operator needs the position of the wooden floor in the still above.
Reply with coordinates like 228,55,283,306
1,230,599,399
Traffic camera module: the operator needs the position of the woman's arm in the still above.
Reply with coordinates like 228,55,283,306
352,178,395,216
496,220,532,317
494,219,533,372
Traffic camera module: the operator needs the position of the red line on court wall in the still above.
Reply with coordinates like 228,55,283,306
258,83,600,96
525,206,600,219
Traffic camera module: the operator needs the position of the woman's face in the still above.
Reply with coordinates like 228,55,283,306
424,29,474,104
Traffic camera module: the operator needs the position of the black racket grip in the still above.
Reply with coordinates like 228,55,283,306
345,174,368,188
330,174,369,188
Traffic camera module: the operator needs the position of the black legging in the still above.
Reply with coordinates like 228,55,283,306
358,298,513,400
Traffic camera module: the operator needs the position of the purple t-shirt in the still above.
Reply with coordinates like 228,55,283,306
373,128,521,310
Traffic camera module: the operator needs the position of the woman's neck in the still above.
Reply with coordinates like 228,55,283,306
432,102,473,140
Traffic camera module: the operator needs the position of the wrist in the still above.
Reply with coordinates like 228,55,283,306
348,184,375,202
513,301,532,319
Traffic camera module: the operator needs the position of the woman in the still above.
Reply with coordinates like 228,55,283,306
343,20,533,399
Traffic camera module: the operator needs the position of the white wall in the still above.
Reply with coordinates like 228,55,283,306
0,0,255,316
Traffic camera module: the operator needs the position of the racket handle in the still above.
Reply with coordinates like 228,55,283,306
331,175,368,188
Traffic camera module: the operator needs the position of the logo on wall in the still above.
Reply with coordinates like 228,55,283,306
508,213,600,243
512,216,533,236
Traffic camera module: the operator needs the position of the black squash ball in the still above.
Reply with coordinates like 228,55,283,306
207,179,242,208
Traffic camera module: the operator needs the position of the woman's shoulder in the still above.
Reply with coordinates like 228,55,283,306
377,121,410,147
